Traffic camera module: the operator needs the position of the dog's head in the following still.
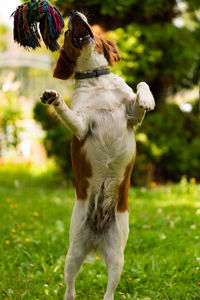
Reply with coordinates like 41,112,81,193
53,11,121,80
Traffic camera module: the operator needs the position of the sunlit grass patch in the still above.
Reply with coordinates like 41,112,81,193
0,165,200,299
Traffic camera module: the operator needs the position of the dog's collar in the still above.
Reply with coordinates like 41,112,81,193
75,68,110,80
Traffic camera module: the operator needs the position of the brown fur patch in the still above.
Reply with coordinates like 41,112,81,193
71,135,92,200
53,31,81,80
94,33,121,66
117,153,136,212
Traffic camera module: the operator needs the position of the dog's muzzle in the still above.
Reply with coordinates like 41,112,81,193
68,11,94,48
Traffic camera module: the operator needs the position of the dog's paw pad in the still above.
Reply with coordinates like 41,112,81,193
41,90,59,105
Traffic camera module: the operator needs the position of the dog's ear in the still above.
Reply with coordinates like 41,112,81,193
53,49,75,80
102,39,121,66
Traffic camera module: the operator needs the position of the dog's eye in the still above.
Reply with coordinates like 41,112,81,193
65,30,69,37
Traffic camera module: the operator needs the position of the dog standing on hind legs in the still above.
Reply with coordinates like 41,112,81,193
41,11,155,300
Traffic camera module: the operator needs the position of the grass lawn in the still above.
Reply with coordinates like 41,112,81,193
0,164,200,300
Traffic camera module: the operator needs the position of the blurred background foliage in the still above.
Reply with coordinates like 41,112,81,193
0,72,22,156
0,0,200,185
33,101,73,180
0,25,9,52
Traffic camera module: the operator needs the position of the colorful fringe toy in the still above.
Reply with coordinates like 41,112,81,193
11,0,65,51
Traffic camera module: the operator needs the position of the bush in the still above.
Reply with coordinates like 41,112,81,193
133,101,200,185
34,100,200,186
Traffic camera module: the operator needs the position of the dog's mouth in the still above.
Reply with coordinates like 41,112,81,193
72,16,94,48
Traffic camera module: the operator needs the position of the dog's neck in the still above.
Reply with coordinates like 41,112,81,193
74,45,109,74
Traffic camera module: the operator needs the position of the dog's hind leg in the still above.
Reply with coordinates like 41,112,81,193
64,240,89,300
100,231,125,299
101,212,129,300
103,244,124,300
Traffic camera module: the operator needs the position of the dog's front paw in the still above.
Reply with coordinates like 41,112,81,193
40,89,60,106
136,82,155,111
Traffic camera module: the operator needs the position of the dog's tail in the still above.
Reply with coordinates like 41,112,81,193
86,182,116,233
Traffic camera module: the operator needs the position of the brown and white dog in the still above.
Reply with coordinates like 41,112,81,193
41,10,155,300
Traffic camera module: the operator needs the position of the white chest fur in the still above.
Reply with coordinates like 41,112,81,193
74,47,109,73
71,73,136,111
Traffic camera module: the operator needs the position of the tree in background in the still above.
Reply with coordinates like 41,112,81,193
51,0,200,108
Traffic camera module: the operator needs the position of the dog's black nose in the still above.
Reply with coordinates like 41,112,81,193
70,10,78,16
